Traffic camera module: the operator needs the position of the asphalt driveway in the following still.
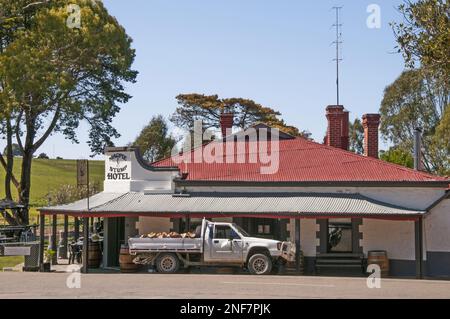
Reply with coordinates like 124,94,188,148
0,272,449,299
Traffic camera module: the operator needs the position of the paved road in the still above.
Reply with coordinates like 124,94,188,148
1,272,449,299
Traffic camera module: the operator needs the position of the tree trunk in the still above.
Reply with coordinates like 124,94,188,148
2,211,18,226
4,118,14,200
18,148,33,225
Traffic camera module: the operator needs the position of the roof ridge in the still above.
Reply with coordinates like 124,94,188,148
299,137,447,181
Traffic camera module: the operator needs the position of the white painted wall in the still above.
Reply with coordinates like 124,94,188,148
103,149,179,193
124,217,138,240
137,217,173,234
183,186,445,210
425,198,450,252
287,219,317,257
360,219,416,260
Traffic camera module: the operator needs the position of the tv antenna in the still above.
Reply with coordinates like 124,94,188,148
332,6,343,105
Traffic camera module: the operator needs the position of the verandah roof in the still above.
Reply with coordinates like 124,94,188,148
39,191,426,220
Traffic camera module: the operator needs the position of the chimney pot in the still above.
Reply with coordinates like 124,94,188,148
362,113,381,158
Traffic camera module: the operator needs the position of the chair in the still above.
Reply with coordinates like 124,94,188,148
68,242,82,264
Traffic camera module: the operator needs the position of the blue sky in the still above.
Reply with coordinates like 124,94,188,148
2,0,406,159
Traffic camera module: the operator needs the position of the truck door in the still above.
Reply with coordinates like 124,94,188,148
208,224,243,262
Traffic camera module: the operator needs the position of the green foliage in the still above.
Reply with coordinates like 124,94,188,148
0,0,137,223
380,147,414,169
349,119,364,155
44,249,56,263
434,106,450,154
391,0,450,88
133,115,177,163
37,153,49,159
380,69,449,175
171,94,304,137
0,0,138,154
47,182,101,206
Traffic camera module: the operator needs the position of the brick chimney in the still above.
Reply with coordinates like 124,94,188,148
341,110,349,151
362,114,381,158
326,105,348,150
220,113,234,138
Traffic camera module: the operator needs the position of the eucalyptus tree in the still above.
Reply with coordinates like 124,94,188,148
171,94,303,137
0,0,137,224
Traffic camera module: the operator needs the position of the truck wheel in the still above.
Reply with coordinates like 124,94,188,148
248,254,272,275
155,253,180,274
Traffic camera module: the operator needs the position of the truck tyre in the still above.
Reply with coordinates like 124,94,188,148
155,253,180,274
248,253,272,275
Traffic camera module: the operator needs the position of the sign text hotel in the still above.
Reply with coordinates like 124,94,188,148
107,153,131,180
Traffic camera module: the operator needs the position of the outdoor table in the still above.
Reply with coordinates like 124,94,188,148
71,238,104,266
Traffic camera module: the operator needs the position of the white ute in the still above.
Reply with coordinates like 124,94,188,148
128,219,294,275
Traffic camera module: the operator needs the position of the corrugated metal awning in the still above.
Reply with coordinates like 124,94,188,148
39,192,425,220
40,192,126,213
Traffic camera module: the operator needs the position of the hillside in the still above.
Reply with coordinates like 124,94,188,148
0,158,104,207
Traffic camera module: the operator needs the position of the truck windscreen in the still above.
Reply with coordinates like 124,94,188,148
232,224,250,237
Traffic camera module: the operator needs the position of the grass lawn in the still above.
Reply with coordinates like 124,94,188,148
0,158,104,223
0,256,24,269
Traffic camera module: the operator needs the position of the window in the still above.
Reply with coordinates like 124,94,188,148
214,225,239,239
253,218,275,237
257,224,271,234
328,218,353,253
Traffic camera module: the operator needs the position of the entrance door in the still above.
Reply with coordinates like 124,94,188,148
104,217,125,267
327,218,353,253
209,224,243,262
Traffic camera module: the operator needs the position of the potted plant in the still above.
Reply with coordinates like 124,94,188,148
91,233,100,242
42,249,56,272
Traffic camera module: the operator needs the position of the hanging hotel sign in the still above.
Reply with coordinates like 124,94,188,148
107,153,131,180
77,159,89,187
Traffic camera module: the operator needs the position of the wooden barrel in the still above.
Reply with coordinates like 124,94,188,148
368,250,389,277
119,245,139,273
88,241,102,268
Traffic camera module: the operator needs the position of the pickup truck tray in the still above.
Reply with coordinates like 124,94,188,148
128,237,203,253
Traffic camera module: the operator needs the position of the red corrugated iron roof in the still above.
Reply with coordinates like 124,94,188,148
153,137,448,183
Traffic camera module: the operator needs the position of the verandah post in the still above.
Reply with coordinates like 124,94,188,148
51,215,57,264
62,215,69,259
74,217,80,241
39,213,45,271
295,218,301,274
82,216,89,274
185,215,191,232
415,216,424,279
